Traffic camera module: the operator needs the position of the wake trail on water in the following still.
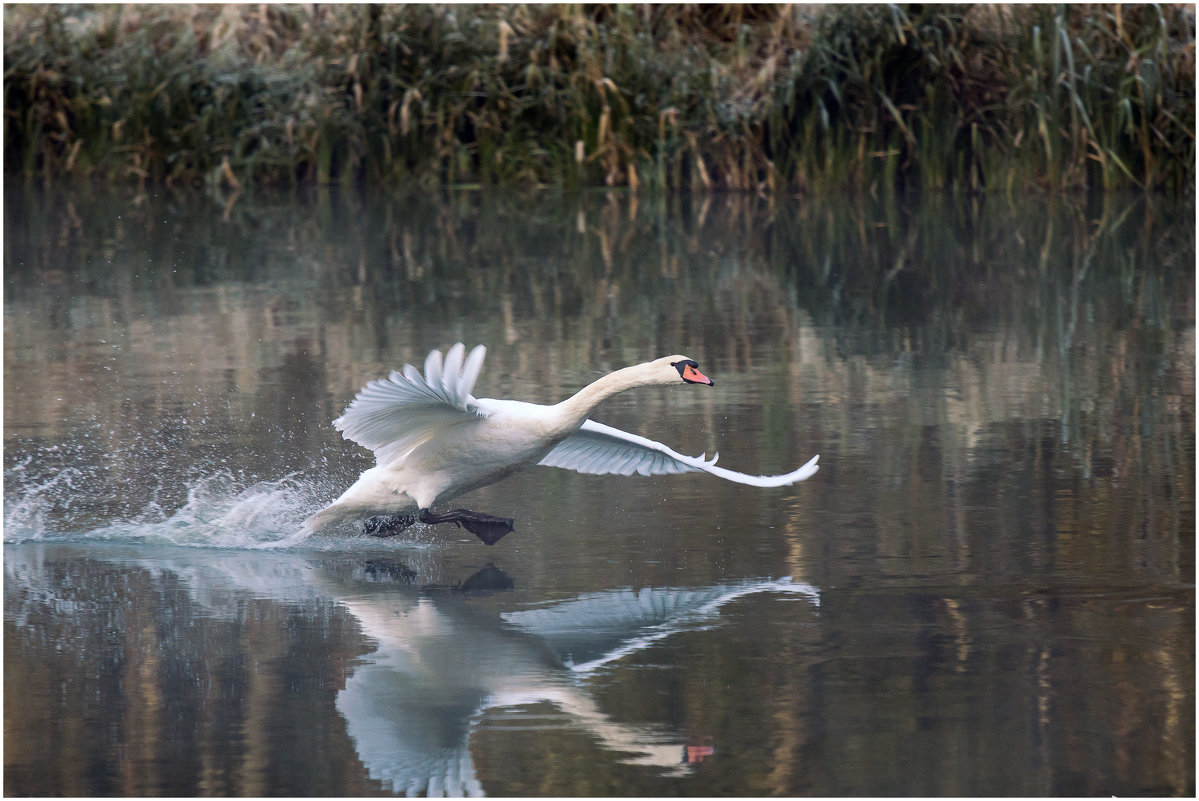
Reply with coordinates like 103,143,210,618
3,464,429,552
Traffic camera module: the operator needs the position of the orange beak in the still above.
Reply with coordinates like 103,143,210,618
682,364,714,386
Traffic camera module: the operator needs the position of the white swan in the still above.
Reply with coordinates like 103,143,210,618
303,343,819,542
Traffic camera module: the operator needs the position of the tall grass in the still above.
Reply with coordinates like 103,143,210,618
4,4,1194,192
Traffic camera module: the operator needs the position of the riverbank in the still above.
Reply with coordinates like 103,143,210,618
5,4,1194,193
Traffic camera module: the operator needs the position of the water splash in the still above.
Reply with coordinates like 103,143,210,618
1,463,423,551
3,460,87,541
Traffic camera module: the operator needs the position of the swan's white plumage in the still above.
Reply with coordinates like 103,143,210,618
304,343,819,532
539,419,821,486
333,343,485,466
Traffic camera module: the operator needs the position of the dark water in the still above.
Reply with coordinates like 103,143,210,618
4,185,1194,796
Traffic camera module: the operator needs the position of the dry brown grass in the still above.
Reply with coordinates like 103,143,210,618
4,4,1193,192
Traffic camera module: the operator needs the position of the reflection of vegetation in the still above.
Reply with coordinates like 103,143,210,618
4,185,1192,565
3,187,1194,795
5,4,1194,191
2,551,385,796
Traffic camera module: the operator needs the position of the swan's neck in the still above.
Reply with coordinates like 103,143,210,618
551,362,661,432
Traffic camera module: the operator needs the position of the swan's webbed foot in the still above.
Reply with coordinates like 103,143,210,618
418,508,515,546
362,513,418,538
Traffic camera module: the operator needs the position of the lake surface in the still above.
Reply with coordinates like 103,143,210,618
4,184,1194,796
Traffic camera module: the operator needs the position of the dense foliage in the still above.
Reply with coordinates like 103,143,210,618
5,4,1194,192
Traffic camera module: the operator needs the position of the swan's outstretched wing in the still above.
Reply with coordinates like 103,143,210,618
538,420,819,487
334,344,488,466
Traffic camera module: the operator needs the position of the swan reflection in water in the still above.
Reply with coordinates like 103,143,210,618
5,545,819,796
336,564,819,795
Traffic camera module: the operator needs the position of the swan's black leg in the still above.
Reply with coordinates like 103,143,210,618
362,513,418,538
418,508,515,546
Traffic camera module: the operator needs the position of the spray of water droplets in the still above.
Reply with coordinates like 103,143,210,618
2,446,440,552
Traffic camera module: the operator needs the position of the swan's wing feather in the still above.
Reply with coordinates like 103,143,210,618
423,347,444,390
334,344,487,465
539,420,819,487
538,421,699,477
459,344,487,403
440,342,465,398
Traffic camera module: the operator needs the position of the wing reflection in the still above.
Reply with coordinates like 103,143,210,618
504,578,820,675
324,567,819,794
5,545,819,796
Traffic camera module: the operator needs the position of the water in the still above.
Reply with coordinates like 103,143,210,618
4,185,1194,796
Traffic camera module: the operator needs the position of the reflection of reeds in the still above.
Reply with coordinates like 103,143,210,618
6,184,1192,493
5,5,1193,191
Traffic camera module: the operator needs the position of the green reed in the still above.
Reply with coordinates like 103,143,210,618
4,4,1193,192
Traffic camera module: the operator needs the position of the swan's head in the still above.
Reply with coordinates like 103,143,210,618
661,356,714,386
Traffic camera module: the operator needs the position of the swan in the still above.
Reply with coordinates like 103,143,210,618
303,343,819,543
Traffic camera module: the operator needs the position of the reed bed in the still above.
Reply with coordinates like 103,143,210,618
4,4,1194,192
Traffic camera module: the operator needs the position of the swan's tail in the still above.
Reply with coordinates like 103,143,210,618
301,494,423,536
301,503,348,535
